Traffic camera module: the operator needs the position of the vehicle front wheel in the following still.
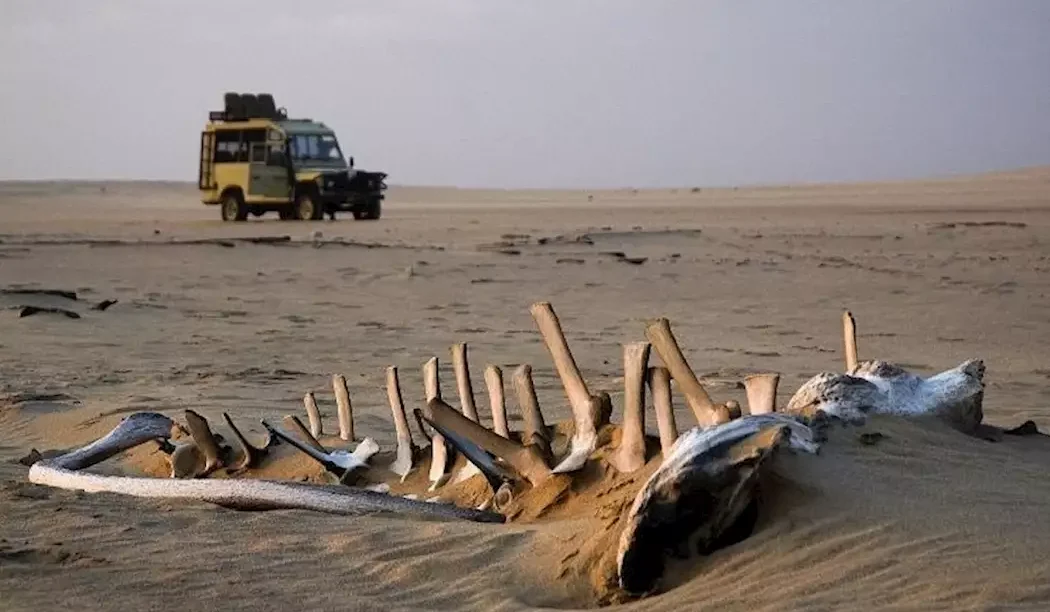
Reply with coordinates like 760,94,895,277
353,198,382,220
294,191,324,221
221,192,247,222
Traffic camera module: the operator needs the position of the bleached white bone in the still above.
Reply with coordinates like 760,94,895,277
608,342,651,473
512,364,551,457
843,310,859,373
744,373,780,415
450,343,484,484
484,364,510,438
332,373,355,441
423,356,451,489
385,365,416,478
530,301,599,473
644,317,728,428
303,391,323,438
27,412,504,523
646,365,678,458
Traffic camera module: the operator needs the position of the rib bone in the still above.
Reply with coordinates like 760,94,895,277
450,344,484,483
262,420,379,478
222,412,277,472
843,310,859,373
530,301,598,473
512,364,553,462
744,373,780,415
451,342,481,422
303,391,323,438
423,397,552,487
647,366,679,458
183,409,224,476
332,374,355,441
385,366,417,478
281,415,328,453
423,356,452,487
608,342,651,473
484,364,510,438
415,407,517,495
644,318,726,428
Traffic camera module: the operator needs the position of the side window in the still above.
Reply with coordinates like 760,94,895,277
266,130,286,167
214,130,242,163
241,129,266,163
267,142,287,167
250,143,267,163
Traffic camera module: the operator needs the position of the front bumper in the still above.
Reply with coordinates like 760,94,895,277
318,191,384,211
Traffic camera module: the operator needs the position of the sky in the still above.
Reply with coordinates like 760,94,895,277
1,0,1048,188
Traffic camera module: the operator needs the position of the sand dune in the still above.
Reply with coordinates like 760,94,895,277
2,168,1050,610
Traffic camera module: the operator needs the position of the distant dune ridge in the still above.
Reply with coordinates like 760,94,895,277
2,166,1050,611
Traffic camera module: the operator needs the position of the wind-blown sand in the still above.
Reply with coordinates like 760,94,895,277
2,167,1050,611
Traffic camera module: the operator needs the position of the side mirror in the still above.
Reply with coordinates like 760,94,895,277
348,156,354,169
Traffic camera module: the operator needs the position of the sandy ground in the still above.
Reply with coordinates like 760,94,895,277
1,167,1050,611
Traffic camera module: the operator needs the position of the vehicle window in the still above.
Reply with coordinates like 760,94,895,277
288,133,343,162
241,129,266,163
250,143,267,163
267,142,286,167
214,130,242,163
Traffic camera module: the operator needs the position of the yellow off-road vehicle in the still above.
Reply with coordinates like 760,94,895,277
198,92,387,221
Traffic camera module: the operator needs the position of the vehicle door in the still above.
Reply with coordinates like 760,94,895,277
247,128,291,199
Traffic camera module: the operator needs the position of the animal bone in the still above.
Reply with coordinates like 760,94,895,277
644,318,728,428
222,412,278,472
530,301,600,473
303,391,323,438
647,366,679,458
449,343,484,484
724,400,742,420
512,364,553,462
789,359,986,433
282,414,328,453
385,366,417,478
168,442,206,479
616,414,819,595
484,364,510,438
183,409,225,477
415,408,518,497
423,356,452,488
451,342,481,422
332,374,355,441
744,373,780,415
843,310,859,373
608,342,651,474
262,420,379,481
787,312,985,433
422,397,552,487
28,412,504,523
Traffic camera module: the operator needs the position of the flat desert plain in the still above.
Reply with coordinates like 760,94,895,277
2,167,1050,611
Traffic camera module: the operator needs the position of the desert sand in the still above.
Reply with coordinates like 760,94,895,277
2,167,1050,611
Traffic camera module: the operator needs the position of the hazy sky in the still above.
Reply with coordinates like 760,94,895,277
1,1,1048,188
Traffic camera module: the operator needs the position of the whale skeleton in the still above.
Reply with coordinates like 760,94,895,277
21,303,993,600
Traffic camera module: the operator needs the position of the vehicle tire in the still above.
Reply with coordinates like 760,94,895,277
294,190,324,221
354,198,382,221
221,191,248,222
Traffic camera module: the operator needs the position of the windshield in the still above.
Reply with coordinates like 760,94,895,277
287,132,344,163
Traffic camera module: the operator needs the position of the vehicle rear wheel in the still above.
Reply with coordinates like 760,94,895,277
221,191,247,222
294,191,323,221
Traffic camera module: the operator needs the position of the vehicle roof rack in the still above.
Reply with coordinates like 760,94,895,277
209,92,288,122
